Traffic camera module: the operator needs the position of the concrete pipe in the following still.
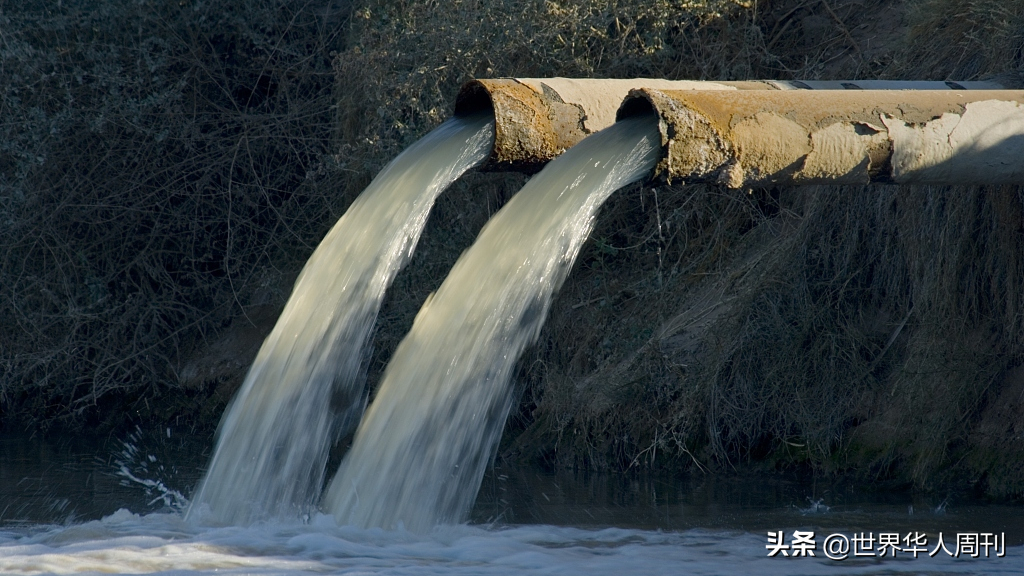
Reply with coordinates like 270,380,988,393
764,80,1005,91
453,77,1009,171
616,89,1024,187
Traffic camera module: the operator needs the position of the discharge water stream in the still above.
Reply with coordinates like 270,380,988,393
322,113,662,532
186,113,495,525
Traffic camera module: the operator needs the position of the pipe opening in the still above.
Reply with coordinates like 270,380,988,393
455,78,757,171
453,80,496,118
615,93,657,121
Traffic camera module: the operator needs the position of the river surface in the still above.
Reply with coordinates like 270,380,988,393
1,431,1021,575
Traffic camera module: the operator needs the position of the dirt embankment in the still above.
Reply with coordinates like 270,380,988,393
3,0,1023,497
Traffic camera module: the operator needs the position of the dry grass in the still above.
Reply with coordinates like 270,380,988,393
890,0,1024,81
511,182,1024,497
0,0,350,429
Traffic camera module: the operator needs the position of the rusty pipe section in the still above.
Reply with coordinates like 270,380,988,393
453,78,1007,171
616,89,1024,187
454,78,773,171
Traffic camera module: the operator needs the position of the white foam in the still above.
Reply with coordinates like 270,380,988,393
1,512,1019,575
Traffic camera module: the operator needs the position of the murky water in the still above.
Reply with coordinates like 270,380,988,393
474,467,1024,539
1,432,1020,574
0,430,203,527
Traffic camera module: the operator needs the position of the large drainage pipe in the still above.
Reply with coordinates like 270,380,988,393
453,78,1008,171
615,89,1024,187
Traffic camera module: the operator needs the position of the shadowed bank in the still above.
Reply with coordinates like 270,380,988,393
2,0,1024,501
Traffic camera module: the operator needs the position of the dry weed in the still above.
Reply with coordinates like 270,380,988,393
1,0,349,429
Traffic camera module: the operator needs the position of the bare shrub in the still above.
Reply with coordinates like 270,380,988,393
0,0,349,429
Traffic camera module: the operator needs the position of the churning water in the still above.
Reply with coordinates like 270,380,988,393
2,485,1022,576
3,431,1020,575
187,113,494,524
322,114,662,532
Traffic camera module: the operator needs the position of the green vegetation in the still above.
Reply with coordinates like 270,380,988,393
2,0,1023,497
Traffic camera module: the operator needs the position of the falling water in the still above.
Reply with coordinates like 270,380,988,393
187,113,495,524
323,113,661,532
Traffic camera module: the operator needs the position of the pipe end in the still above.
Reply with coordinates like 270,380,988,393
453,80,496,118
616,89,658,121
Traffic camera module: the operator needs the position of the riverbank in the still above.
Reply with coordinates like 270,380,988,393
2,0,1023,499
